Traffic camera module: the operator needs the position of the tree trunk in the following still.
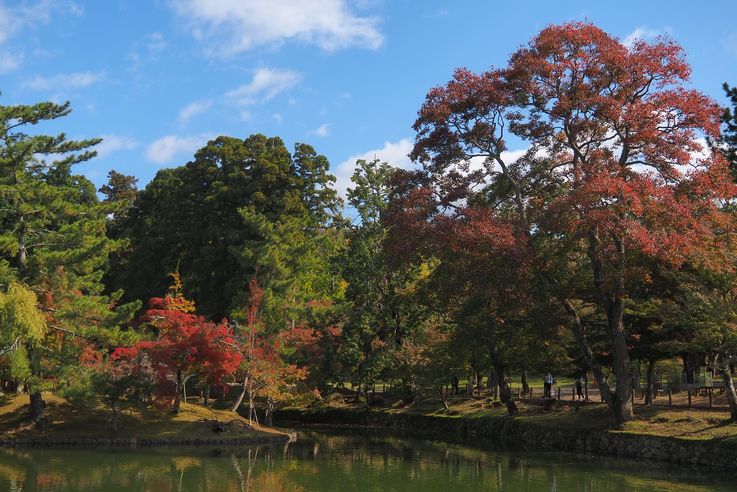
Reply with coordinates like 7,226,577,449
26,343,45,424
230,376,248,412
493,363,518,415
563,299,628,422
720,357,737,421
644,359,656,406
203,384,211,408
172,370,183,414
607,297,634,423
521,369,530,394
111,399,120,436
29,390,45,423
682,353,700,384
248,391,258,425
265,399,274,426
438,386,449,411
17,216,28,276
586,231,634,425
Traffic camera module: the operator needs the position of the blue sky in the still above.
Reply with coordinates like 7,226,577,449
2,0,736,198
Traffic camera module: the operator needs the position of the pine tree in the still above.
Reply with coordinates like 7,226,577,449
721,83,737,178
0,100,138,423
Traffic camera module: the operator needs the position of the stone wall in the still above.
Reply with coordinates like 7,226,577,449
275,408,737,470
0,433,295,448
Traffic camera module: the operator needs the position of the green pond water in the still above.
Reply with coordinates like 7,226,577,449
0,430,734,491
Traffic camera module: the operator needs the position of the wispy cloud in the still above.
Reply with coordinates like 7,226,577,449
145,133,214,165
226,68,302,105
22,71,104,91
622,26,671,48
170,0,383,56
178,99,212,123
95,135,139,159
0,51,22,74
0,1,82,72
334,138,414,199
423,9,448,19
127,32,169,72
310,123,331,138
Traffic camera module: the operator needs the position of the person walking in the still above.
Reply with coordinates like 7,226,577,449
544,372,554,399
575,375,584,400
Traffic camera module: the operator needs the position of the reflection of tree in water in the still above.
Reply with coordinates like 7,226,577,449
0,447,303,491
280,431,729,492
0,433,730,491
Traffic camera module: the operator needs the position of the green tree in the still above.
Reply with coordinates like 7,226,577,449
721,83,737,178
0,100,138,423
115,135,341,320
99,170,138,298
337,159,429,400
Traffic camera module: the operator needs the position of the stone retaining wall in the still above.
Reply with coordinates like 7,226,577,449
275,408,737,470
0,433,295,448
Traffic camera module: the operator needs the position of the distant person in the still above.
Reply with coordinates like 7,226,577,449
451,375,459,395
575,375,584,400
544,372,554,399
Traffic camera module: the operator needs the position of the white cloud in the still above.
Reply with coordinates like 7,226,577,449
310,123,331,138
0,51,22,73
272,113,283,125
0,1,82,72
178,99,212,123
334,138,414,199
143,32,168,52
171,0,383,56
423,9,448,19
622,26,670,49
226,68,301,105
95,135,139,159
127,32,169,72
145,133,214,165
23,71,104,91
334,141,532,200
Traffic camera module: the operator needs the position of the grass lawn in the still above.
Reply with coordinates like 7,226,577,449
312,390,737,444
0,393,287,442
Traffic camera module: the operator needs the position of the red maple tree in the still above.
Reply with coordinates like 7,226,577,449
403,21,736,423
111,276,242,413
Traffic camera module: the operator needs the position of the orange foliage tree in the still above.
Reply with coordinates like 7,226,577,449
402,21,736,423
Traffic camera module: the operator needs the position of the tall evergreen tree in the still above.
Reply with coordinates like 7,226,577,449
722,83,737,177
0,101,138,423
115,134,341,319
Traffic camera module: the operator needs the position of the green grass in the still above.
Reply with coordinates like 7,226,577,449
0,393,287,442
307,390,737,443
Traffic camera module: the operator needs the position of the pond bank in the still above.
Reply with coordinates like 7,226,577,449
275,406,737,470
0,433,294,448
0,394,294,448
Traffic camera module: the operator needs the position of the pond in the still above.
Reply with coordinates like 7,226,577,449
0,430,733,491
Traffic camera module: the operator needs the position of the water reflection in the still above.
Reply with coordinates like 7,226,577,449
0,430,732,491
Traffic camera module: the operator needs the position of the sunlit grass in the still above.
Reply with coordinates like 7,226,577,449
0,393,286,441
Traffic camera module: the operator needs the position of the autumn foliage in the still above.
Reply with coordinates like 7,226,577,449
388,21,737,423
110,277,242,413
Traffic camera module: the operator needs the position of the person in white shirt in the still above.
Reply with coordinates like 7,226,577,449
544,372,554,398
